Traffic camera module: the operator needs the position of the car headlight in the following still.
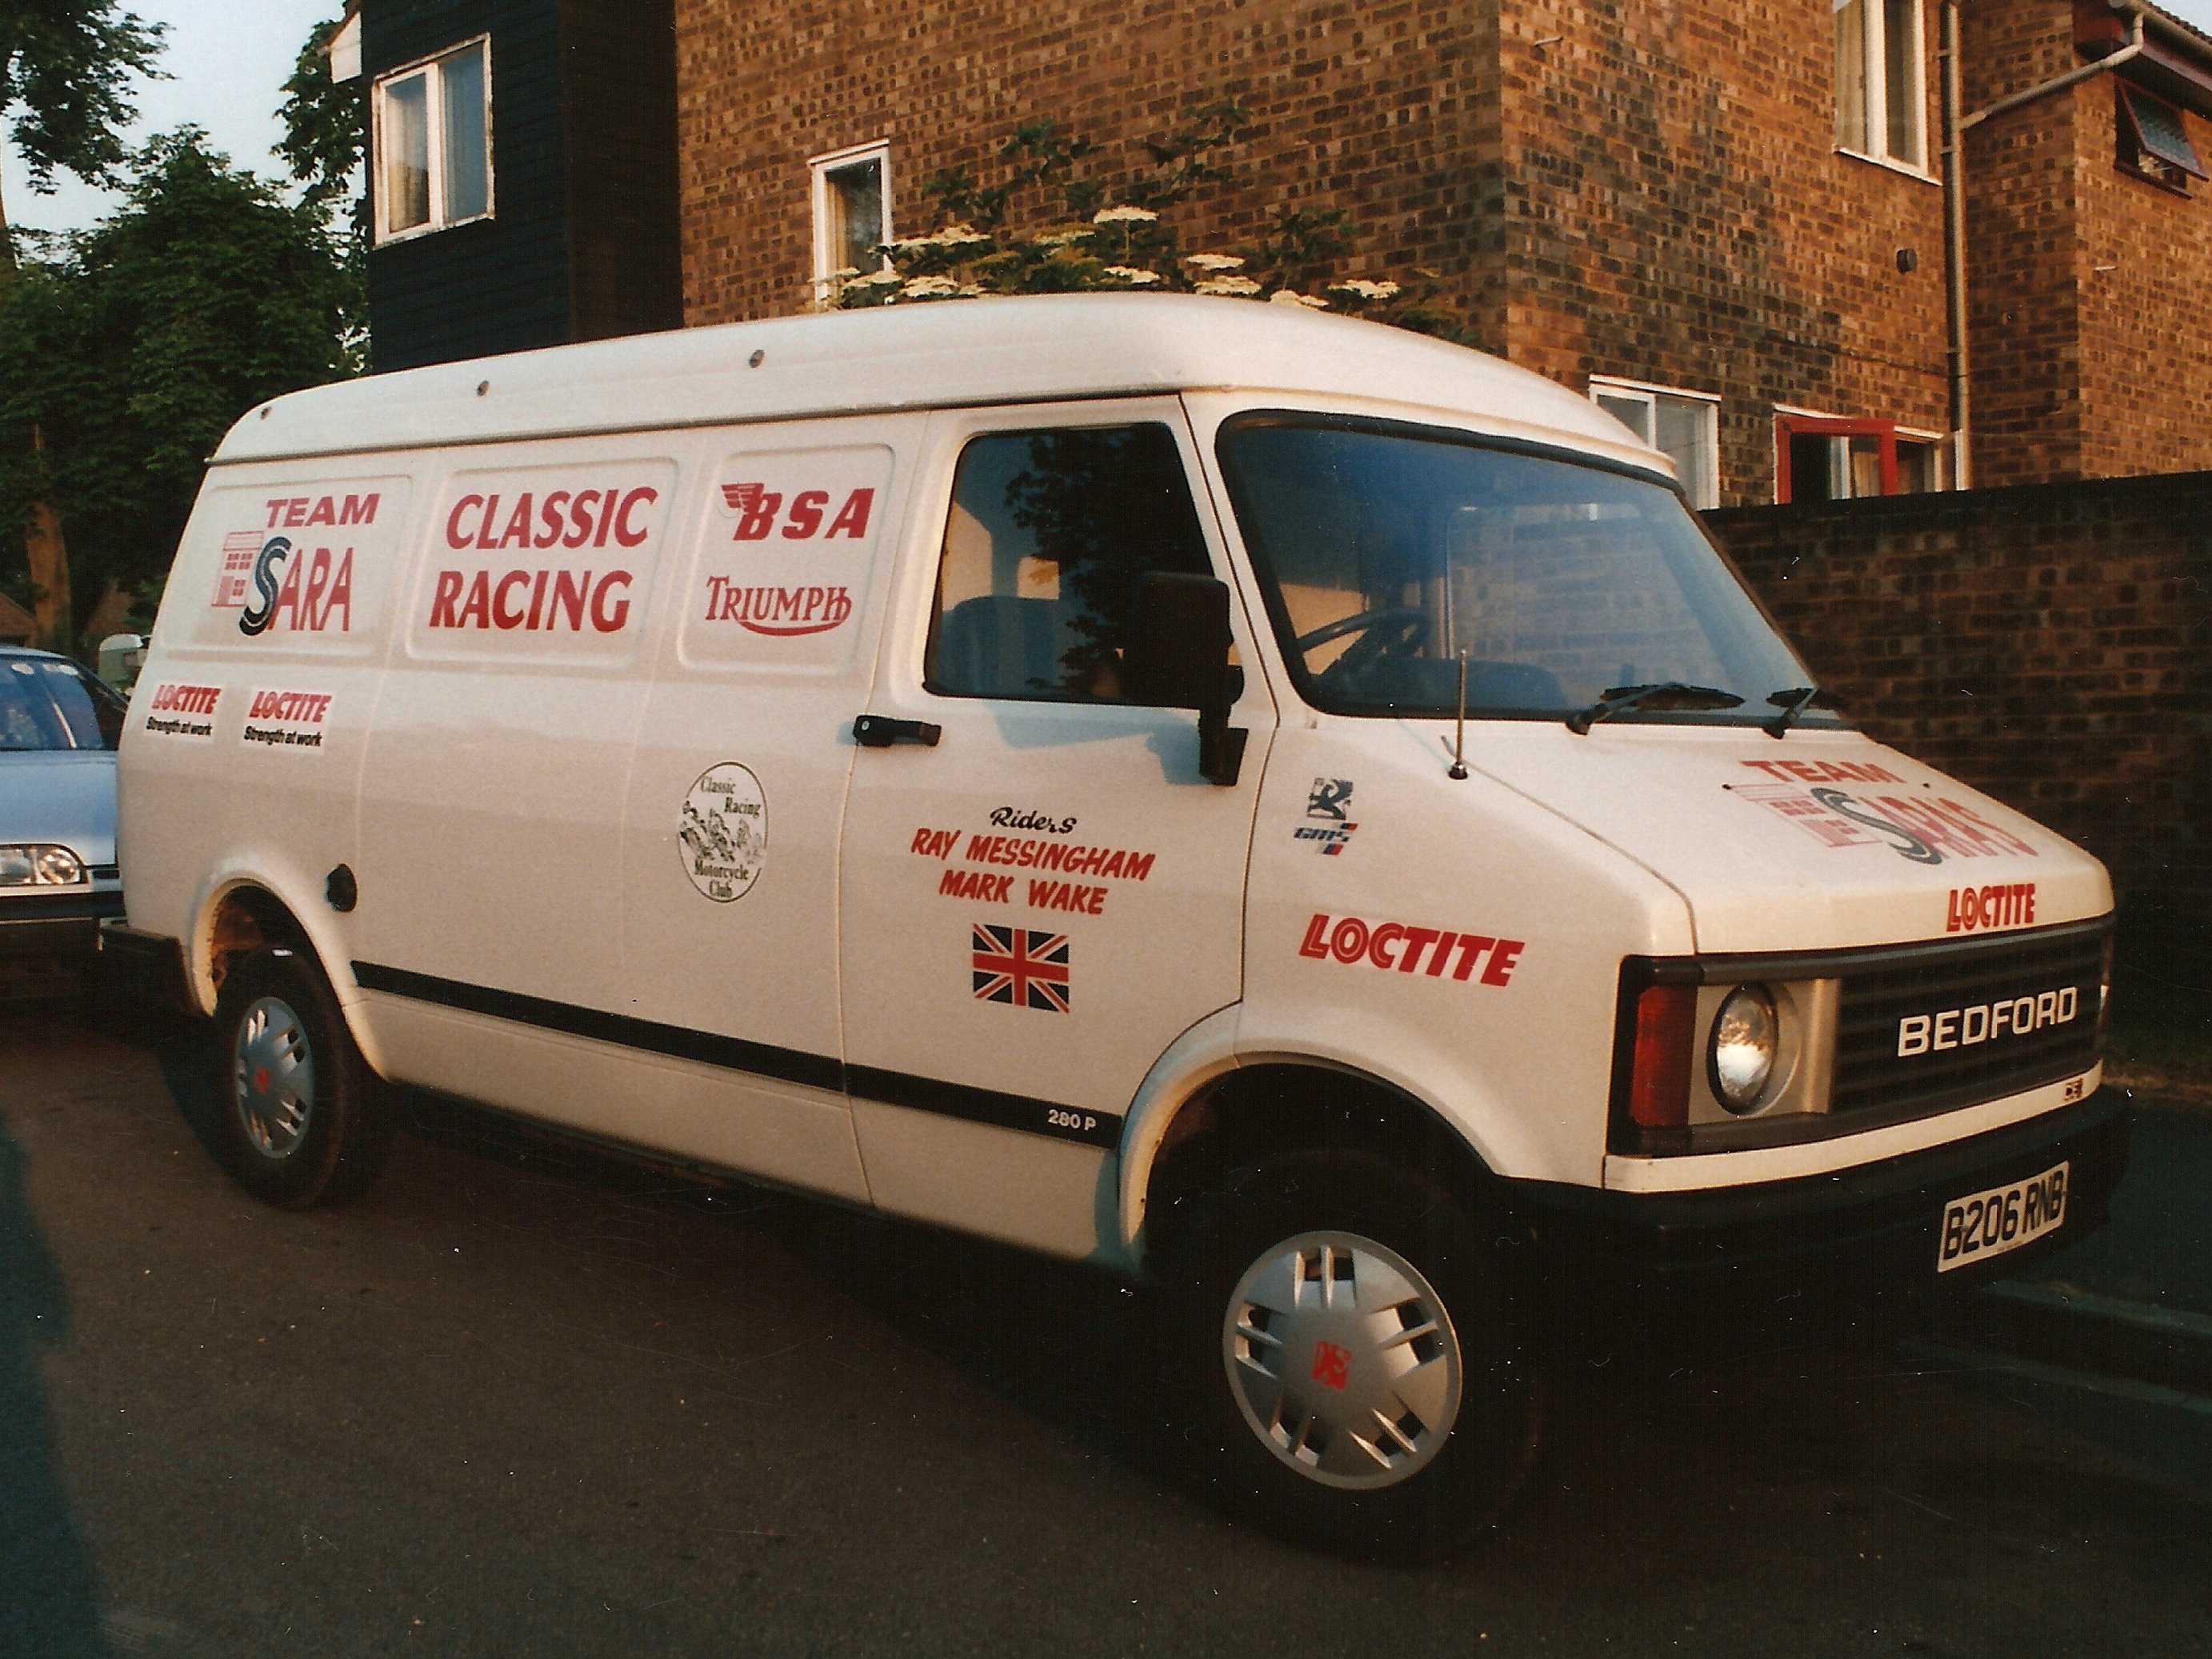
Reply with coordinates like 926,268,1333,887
0,844,86,887
1709,984,1778,1113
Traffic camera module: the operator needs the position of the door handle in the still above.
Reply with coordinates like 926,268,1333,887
852,714,942,748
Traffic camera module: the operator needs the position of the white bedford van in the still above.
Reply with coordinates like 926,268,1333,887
110,294,2124,1555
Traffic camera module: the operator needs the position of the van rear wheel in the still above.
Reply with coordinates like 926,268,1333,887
212,946,391,1208
1156,1149,1539,1559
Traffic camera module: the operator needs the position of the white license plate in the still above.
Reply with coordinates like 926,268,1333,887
1936,1161,2068,1273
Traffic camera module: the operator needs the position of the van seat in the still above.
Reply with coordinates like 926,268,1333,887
933,596,1065,697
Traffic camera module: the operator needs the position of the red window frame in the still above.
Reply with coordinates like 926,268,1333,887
1774,416,1899,503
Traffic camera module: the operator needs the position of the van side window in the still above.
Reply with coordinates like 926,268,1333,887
926,424,1213,702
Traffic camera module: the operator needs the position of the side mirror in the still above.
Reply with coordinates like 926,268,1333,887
1128,573,1247,787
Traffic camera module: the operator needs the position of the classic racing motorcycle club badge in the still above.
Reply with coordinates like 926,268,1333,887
679,762,767,901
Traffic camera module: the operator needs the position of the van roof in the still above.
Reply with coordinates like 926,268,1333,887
211,294,1670,480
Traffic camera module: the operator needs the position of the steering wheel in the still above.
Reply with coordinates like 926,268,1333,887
1295,606,1427,685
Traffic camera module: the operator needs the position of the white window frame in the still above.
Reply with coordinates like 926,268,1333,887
1588,377,1722,509
1834,0,1929,173
810,140,893,308
372,34,494,246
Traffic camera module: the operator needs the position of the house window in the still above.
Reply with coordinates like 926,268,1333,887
1590,379,1722,509
374,38,491,242
1775,415,1944,502
1834,0,1926,169
2116,82,2205,194
810,142,891,305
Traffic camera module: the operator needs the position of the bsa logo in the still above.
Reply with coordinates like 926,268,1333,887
719,482,876,542
679,762,767,902
970,924,1070,1013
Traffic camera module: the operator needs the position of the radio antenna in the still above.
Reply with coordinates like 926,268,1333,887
1448,651,1470,780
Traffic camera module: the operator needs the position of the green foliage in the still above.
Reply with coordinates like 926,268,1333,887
277,14,366,248
0,130,358,614
0,0,166,198
832,101,1475,343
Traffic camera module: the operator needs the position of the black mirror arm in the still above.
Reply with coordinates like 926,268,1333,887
1199,694,1246,787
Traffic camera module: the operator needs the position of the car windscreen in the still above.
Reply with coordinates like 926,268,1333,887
1216,417,1838,726
0,658,126,751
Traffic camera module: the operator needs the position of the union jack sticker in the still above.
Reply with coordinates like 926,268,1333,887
971,923,1071,1013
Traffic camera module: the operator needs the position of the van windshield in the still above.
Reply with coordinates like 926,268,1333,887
1216,417,1837,727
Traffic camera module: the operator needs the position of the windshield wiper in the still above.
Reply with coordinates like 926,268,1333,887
1764,685,1833,740
1566,682,1744,735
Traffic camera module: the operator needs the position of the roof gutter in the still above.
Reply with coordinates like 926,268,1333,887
1962,7,2146,131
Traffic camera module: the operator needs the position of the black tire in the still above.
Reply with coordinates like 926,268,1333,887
210,945,393,1209
1153,1149,1542,1561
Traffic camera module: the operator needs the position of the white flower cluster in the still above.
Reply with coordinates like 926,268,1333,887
1327,278,1402,301
896,276,964,299
845,268,902,289
1035,227,1095,246
1269,290,1330,310
1184,252,1245,271
1194,274,1262,297
1092,205,1160,225
1102,266,1163,286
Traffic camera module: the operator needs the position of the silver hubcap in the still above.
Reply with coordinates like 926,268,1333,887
232,994,315,1161
1222,1230,1464,1489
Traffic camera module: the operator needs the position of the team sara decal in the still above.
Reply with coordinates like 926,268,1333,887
215,493,382,636
141,682,221,742
1732,759,2037,865
1298,912,1526,987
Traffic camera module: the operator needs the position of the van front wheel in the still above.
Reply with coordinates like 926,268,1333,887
1156,1150,1538,1558
212,947,391,1208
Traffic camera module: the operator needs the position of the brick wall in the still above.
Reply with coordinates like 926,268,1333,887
1961,1,2212,488
1498,1,1951,506
2072,76,2212,481
1708,472,2212,953
675,0,1496,328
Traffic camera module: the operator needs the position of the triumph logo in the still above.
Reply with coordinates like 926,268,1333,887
1897,986,2080,1057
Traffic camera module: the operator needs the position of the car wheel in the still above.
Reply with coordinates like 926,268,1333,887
1155,1149,1541,1559
212,946,391,1208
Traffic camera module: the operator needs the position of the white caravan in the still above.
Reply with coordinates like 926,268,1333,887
110,295,2124,1556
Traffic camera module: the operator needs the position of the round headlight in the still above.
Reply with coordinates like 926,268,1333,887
34,845,85,886
1710,985,1778,1113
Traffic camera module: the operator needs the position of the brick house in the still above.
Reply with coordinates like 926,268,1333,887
671,0,2211,507
337,2,2210,506
330,0,682,371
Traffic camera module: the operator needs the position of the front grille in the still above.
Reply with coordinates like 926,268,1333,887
1831,922,2106,1121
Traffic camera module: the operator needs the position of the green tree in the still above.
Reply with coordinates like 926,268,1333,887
1,0,168,647
276,14,366,285
0,130,357,630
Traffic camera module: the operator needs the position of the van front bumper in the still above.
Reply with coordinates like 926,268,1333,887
1510,1088,2129,1296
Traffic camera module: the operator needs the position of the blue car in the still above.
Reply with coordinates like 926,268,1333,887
0,646,127,971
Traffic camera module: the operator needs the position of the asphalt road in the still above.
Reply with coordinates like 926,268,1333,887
5,993,2211,1659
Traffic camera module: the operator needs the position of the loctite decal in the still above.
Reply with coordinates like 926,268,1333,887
1947,881,2038,933
239,689,334,753
141,682,221,742
1297,913,1526,987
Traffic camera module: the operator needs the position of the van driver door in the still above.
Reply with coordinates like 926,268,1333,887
837,401,1277,1254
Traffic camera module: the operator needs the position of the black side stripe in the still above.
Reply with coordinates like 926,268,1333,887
350,961,1123,1149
